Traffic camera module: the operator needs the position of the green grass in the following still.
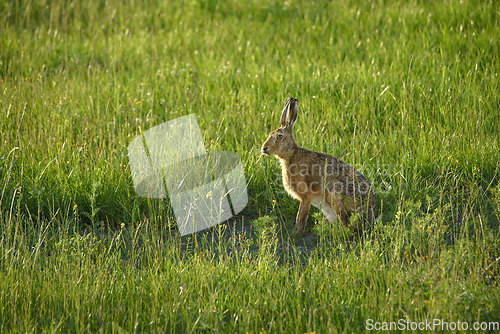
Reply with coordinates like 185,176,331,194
1,0,500,332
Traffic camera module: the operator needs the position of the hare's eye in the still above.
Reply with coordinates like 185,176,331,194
276,134,283,141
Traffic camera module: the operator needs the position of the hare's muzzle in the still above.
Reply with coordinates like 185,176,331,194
262,147,269,155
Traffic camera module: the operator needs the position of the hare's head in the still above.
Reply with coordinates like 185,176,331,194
261,98,299,159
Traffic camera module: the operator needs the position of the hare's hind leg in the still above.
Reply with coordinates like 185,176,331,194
329,195,350,228
311,197,338,223
293,197,312,234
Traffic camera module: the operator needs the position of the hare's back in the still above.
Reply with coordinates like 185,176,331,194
288,148,373,198
323,156,373,199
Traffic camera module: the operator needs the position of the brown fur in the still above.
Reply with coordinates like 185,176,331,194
261,98,377,234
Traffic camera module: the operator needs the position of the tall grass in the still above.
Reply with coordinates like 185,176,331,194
1,0,499,332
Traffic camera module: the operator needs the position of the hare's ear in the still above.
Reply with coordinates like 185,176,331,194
280,98,299,130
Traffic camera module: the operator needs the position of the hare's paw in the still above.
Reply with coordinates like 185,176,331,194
292,222,306,235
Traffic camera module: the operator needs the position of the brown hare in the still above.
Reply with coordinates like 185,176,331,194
261,98,377,234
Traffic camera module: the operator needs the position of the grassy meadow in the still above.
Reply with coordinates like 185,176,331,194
1,0,500,332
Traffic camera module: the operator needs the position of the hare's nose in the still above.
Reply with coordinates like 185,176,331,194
262,147,269,155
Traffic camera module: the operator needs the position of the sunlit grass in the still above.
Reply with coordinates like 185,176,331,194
1,0,499,332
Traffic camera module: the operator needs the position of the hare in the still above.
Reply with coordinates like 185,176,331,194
261,98,377,234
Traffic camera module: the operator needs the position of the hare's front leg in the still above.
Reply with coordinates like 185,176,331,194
293,197,312,234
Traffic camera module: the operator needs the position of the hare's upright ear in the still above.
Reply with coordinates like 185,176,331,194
280,98,299,130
